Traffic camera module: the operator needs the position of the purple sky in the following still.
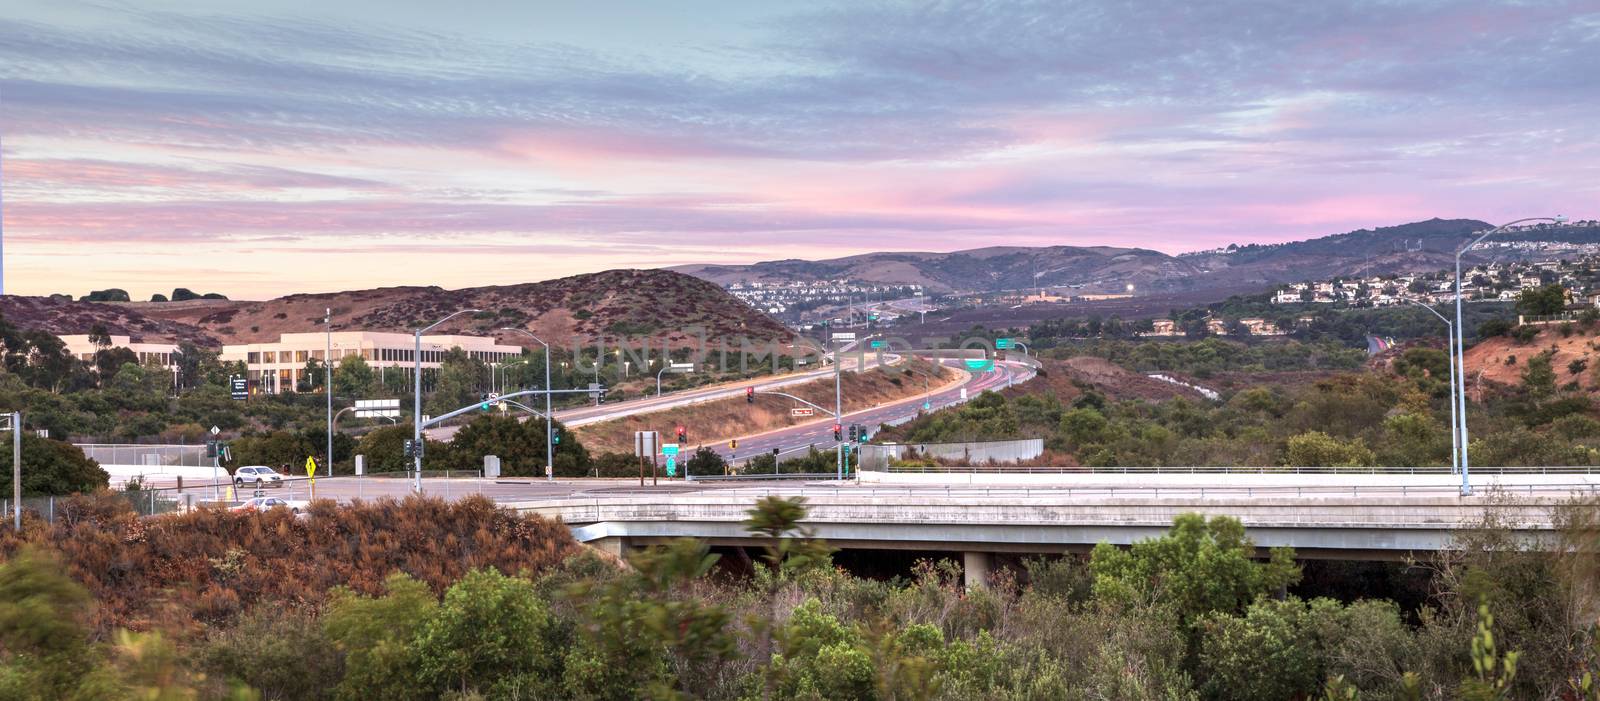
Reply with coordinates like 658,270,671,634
2,0,1597,298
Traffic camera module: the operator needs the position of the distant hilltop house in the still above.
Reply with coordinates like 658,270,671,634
1140,316,1285,338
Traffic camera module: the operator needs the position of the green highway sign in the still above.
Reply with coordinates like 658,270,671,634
963,359,995,371
869,340,884,349
995,338,1012,350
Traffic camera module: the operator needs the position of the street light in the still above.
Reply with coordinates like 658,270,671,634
497,328,554,482
1454,216,1567,495
413,309,481,494
324,308,332,479
1405,300,1458,473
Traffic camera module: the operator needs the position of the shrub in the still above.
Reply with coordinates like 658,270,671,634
199,606,343,701
0,434,109,497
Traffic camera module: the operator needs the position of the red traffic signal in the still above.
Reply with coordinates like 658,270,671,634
746,386,755,403
833,424,843,441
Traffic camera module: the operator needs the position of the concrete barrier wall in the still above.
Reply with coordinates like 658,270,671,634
860,438,1044,469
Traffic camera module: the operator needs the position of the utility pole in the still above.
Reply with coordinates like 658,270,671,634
8,412,19,531
834,336,843,480
325,308,332,479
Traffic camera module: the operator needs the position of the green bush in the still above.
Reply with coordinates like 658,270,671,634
0,434,109,496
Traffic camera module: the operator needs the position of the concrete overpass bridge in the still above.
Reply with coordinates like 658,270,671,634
511,472,1599,587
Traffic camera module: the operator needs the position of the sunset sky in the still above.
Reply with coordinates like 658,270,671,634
2,0,1596,299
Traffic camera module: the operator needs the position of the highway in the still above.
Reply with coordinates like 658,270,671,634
705,358,1034,469
424,351,897,441
146,471,1600,508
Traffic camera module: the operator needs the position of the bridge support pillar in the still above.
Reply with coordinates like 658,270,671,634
963,551,993,590
588,536,628,559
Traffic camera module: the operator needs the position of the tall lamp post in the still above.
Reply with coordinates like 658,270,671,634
1405,300,1458,473
498,328,554,481
1454,216,1567,496
413,309,481,494
324,308,333,479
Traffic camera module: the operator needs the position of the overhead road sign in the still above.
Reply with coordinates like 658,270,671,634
791,407,815,417
355,399,401,418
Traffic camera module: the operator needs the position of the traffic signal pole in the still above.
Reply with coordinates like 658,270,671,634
835,336,843,480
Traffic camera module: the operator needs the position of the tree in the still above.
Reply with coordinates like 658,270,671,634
82,289,130,302
0,548,120,698
413,568,560,698
149,293,169,302
226,431,316,472
443,414,588,476
1522,351,1557,400
332,355,376,399
1516,285,1567,316
683,445,727,477
355,424,450,473
170,288,200,301
1198,597,1332,701
425,347,481,416
323,572,437,701
1090,513,1300,624
0,434,109,496
1285,431,1377,467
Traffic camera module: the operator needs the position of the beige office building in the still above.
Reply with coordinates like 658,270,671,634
59,334,182,368
220,331,522,394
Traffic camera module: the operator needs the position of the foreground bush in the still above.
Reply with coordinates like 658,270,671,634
0,493,578,632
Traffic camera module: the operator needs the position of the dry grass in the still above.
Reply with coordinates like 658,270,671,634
575,358,958,453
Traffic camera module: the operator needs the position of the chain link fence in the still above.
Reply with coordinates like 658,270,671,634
76,444,210,468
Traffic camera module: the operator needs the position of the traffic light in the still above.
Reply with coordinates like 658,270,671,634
402,439,415,458
728,439,738,450
848,424,858,442
675,425,687,442
552,428,561,445
205,440,218,458
746,386,755,403
833,424,843,441
478,393,491,411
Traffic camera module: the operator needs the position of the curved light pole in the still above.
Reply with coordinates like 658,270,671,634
413,309,481,494
1454,216,1567,495
1406,300,1458,472
498,328,554,481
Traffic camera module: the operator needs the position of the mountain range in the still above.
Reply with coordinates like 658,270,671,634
0,269,791,348
671,218,1593,295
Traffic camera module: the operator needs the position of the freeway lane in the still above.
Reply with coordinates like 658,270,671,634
697,358,1036,469
424,352,897,441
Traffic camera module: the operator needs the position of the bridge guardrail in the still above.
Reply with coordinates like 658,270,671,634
881,465,1600,475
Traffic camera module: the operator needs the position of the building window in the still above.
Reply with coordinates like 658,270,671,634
311,350,324,360
295,350,309,363
247,352,260,364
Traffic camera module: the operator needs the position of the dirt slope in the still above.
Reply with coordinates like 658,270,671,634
1466,326,1600,390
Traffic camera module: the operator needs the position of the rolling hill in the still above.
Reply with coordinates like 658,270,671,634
673,218,1600,297
674,245,1202,294
1,269,790,348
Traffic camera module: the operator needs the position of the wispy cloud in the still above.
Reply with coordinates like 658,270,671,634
2,0,1596,297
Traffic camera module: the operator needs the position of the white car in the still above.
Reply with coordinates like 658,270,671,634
232,465,285,489
230,496,308,514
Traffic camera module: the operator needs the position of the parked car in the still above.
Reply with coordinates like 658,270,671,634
229,496,307,514
232,465,284,489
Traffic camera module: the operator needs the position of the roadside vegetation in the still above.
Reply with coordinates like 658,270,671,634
0,495,1594,700
882,329,1600,467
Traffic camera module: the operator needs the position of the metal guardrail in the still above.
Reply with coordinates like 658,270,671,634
881,465,1600,475
690,472,840,482
587,482,1600,500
